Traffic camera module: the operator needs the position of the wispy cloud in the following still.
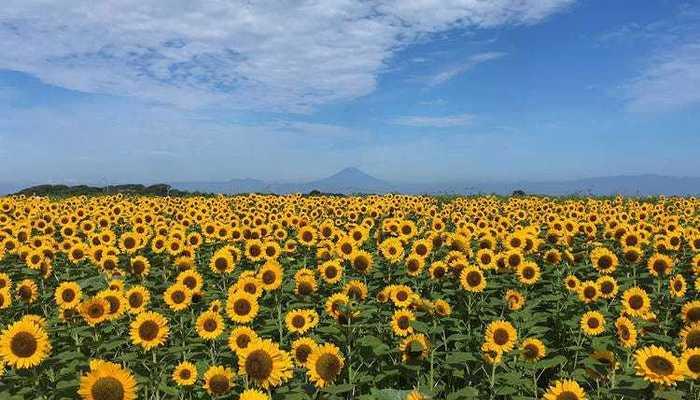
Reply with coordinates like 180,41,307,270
390,113,474,128
426,52,506,86
625,42,700,112
0,1,571,112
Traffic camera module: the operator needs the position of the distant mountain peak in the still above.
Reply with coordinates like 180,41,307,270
321,167,387,186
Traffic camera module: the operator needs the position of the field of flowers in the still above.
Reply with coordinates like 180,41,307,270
0,193,698,399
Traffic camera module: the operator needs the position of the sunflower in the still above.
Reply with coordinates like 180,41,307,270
238,339,293,389
342,280,368,302
484,320,517,353
239,389,270,400
542,379,586,400
172,361,197,386
433,299,452,317
129,311,169,350
0,272,11,290
680,322,700,350
295,275,317,296
203,365,234,396
228,326,259,354
97,290,127,320
516,261,541,285
391,309,416,337
460,265,487,292
16,279,38,304
55,281,82,309
177,269,204,292
622,287,651,317
350,250,373,274
210,248,235,274
306,343,345,388
125,286,150,314
647,253,674,277
590,247,618,274
297,226,317,246
634,345,685,385
580,311,605,336
390,285,414,308
577,280,599,304
400,333,430,363
623,246,643,264
235,271,263,298
0,319,52,369
80,297,110,326
285,309,318,335
196,310,225,340
481,341,503,365
615,316,638,348
258,260,283,291
682,300,700,325
564,274,580,292
505,289,525,311
429,261,448,280
226,291,259,324
319,259,343,285
476,248,496,269
78,359,137,400
586,350,618,380
379,237,405,263
163,283,192,312
596,276,618,299
520,338,546,362
670,274,687,298
681,348,700,380
245,239,265,262
291,337,318,366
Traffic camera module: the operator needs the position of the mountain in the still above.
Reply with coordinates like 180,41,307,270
4,170,700,197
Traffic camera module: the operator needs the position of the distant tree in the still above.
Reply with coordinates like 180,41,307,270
512,190,526,197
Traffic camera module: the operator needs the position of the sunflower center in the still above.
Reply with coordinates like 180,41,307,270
171,291,186,304
88,303,105,318
138,320,160,341
105,296,120,313
249,246,261,257
10,332,38,358
619,326,631,340
325,267,338,279
62,289,76,302
124,238,136,249
296,345,312,362
397,316,410,330
600,282,613,294
598,256,611,269
298,282,313,295
587,318,600,329
629,295,644,310
245,349,274,380
183,277,197,289
583,287,596,299
203,318,218,332
686,330,700,348
653,260,667,274
262,271,275,284
234,299,251,315
493,328,510,345
555,392,579,400
209,374,230,395
688,307,700,323
646,355,674,375
523,344,539,359
396,291,408,301
128,293,143,308
214,258,228,271
132,261,145,274
292,315,306,329
467,271,482,286
179,369,191,379
18,286,32,300
90,377,125,400
522,267,534,279
688,355,700,373
236,334,251,349
434,267,445,278
316,353,342,380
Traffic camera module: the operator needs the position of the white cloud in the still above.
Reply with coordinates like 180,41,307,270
390,113,474,127
625,43,700,112
426,52,506,86
0,0,573,112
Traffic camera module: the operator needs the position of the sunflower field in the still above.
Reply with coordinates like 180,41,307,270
0,194,699,400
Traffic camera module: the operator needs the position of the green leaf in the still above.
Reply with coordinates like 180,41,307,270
446,386,479,400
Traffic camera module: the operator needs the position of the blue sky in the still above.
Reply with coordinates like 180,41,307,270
1,0,699,184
